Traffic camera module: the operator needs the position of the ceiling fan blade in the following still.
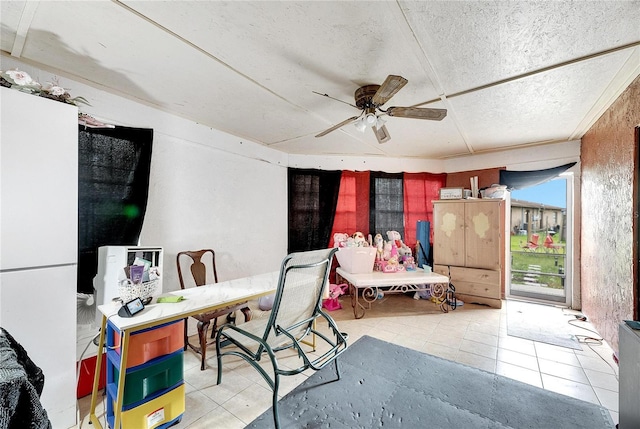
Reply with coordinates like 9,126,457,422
386,106,447,121
315,116,361,137
312,91,358,109
372,75,408,106
372,124,391,144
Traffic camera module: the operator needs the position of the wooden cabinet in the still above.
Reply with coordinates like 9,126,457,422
433,199,506,308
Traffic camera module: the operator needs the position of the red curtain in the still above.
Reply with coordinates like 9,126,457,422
329,171,370,246
403,172,447,249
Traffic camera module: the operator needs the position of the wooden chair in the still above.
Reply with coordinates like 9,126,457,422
177,249,251,370
215,248,348,429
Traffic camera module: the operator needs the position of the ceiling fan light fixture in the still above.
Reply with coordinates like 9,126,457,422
364,113,377,126
354,118,367,133
376,116,386,128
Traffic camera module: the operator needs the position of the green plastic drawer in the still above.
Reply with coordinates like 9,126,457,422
112,350,183,407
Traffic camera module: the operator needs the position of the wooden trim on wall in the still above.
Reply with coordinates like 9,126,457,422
635,126,639,321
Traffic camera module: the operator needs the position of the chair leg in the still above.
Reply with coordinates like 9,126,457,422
240,306,252,322
210,317,219,339
197,320,210,371
272,374,281,429
334,357,341,380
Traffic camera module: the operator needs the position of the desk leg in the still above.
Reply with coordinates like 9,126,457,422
113,330,131,429
89,316,106,429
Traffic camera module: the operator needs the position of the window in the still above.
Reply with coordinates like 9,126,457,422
369,173,404,238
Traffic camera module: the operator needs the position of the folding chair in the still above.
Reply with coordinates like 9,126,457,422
215,248,348,428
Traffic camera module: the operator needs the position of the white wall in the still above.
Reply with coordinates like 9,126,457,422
1,55,289,292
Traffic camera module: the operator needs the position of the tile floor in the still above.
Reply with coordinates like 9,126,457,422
77,296,619,428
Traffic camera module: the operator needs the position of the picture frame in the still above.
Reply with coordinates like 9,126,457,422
439,187,464,200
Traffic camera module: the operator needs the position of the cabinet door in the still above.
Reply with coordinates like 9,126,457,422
433,202,465,266
464,201,501,270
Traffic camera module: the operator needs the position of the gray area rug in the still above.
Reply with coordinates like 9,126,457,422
507,300,582,350
247,335,613,429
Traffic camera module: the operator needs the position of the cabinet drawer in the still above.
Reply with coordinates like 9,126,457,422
433,265,449,276
450,266,500,299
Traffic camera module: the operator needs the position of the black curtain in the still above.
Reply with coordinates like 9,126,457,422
288,168,341,253
499,162,576,190
77,126,153,294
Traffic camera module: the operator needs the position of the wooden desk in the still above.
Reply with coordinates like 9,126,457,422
89,271,279,429
336,268,451,319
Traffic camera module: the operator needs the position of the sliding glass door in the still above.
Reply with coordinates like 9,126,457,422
508,177,572,306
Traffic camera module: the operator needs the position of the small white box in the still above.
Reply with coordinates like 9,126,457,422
335,247,377,274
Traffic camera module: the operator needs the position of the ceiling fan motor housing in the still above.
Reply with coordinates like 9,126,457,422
354,85,381,109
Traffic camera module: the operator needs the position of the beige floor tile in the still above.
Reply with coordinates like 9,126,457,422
467,321,501,337
497,348,539,371
536,348,581,367
534,341,579,360
496,360,543,388
540,374,600,404
184,363,223,391
426,331,464,349
463,330,499,347
538,358,589,384
420,341,459,361
459,338,498,359
498,335,536,356
199,369,254,405
594,386,619,412
584,368,619,392
178,390,221,427
576,353,618,375
220,383,274,425
455,350,497,372
184,406,246,429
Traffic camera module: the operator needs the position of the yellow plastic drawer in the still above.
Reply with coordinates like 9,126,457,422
110,383,185,429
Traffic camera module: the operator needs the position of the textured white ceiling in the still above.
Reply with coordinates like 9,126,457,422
1,0,639,159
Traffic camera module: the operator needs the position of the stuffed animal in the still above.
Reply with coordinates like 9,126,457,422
382,241,392,260
386,230,403,247
352,231,368,246
374,233,384,260
333,232,349,248
387,230,412,261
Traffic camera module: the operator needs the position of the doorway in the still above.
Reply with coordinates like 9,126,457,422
508,177,572,306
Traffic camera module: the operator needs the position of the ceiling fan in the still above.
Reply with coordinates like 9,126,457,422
314,75,447,144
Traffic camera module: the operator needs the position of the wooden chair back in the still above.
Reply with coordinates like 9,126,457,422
177,249,218,289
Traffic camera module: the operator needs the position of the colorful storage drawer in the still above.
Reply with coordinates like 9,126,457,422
108,383,185,429
110,319,184,368
112,350,183,408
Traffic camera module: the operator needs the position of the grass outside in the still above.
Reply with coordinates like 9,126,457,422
510,234,566,289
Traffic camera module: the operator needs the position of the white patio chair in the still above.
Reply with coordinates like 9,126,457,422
215,247,348,428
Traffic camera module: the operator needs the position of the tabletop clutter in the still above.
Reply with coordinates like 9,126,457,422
117,257,161,304
333,230,419,274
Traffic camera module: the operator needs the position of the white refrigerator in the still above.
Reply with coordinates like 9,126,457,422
0,88,78,428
